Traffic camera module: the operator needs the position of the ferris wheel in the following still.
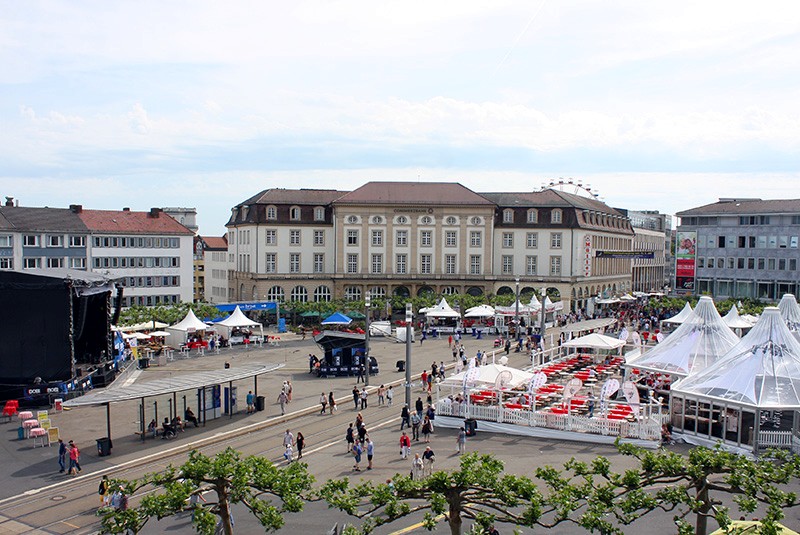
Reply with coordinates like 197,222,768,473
540,178,600,200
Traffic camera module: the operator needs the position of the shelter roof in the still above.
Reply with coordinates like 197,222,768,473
0,206,89,232
63,364,283,407
562,333,625,350
79,209,194,235
560,318,616,334
677,198,800,217
335,182,494,206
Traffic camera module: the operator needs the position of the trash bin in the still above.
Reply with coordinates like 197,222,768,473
255,395,265,412
138,357,150,370
464,418,477,437
18,426,25,440
396,360,405,372
96,437,112,457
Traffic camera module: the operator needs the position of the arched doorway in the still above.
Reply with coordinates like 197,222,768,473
496,286,514,296
393,286,410,298
417,286,435,297
466,286,484,297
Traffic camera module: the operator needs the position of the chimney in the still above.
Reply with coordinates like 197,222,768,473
149,207,162,218
4,197,14,207
69,204,83,213
122,207,130,212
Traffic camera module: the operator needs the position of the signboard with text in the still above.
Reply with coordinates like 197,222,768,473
675,230,697,293
595,251,655,259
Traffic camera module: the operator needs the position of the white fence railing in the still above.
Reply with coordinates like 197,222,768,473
759,430,793,450
437,401,661,442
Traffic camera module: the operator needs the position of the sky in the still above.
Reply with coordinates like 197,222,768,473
2,1,799,236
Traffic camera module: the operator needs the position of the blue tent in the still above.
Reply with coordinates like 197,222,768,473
321,312,353,325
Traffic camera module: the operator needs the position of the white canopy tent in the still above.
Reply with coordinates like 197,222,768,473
464,304,495,318
562,333,626,351
528,294,541,311
166,309,211,345
494,300,534,316
722,306,754,331
778,294,800,331
425,297,461,319
625,296,738,378
440,363,534,389
213,305,264,340
121,320,169,332
662,302,694,324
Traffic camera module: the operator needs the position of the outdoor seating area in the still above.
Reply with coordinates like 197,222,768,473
6,404,61,448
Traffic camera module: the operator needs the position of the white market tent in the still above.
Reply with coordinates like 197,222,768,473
495,299,534,316
122,320,169,331
213,306,264,339
625,296,739,378
465,304,495,318
425,298,461,319
166,309,211,344
662,302,694,324
722,306,754,331
778,294,800,331
672,307,800,452
441,363,534,389
562,333,626,351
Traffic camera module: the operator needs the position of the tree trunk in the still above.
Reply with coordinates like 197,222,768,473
448,492,462,535
217,487,234,535
695,483,710,535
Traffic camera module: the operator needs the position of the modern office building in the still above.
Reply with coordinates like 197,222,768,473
0,199,195,305
226,182,635,312
675,198,800,299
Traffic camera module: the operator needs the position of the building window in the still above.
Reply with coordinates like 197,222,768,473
470,231,482,247
313,253,324,273
503,209,514,223
420,254,432,274
267,206,277,220
421,215,433,225
289,230,301,245
371,254,383,274
396,254,407,274
757,258,765,270
396,216,408,224
791,259,797,271
265,230,277,245
372,215,384,224
0,235,11,247
266,285,285,301
314,207,325,221
551,209,562,224
347,215,358,224
527,209,538,224
290,253,301,273
46,235,63,247
748,258,755,269
469,255,481,275
265,253,276,273
502,232,513,248
290,286,308,302
421,231,432,247
314,285,332,302
526,255,537,275
396,230,407,247
371,230,383,246
550,256,562,275
23,235,39,247
550,232,562,248
446,216,457,225
768,258,776,270
445,254,456,275
344,286,361,301
445,231,457,247
347,230,358,246
471,216,482,225
0,258,12,269
502,255,513,274
526,232,538,248
290,206,301,220
24,257,41,269
347,253,359,274
313,230,325,246
47,257,64,268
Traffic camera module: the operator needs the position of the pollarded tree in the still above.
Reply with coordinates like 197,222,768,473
98,448,315,535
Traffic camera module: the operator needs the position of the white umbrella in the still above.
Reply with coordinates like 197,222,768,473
464,304,495,318
148,331,171,337
562,333,626,350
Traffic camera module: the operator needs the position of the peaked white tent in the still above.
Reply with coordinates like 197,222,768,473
214,306,264,340
662,302,694,324
440,363,534,389
495,300,534,316
465,304,495,318
672,307,800,452
778,294,800,331
425,298,461,318
722,306,754,331
625,296,738,378
528,294,541,311
562,333,626,351
166,309,211,344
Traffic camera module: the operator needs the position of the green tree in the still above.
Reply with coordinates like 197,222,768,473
98,448,314,535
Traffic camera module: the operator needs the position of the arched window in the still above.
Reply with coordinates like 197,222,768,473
239,283,245,300
420,215,433,225
551,209,562,224
290,286,308,302
369,286,386,298
252,285,258,300
344,286,362,301
347,215,359,224
527,209,538,224
372,215,384,224
445,216,457,225
503,209,514,223
471,216,482,225
266,285,285,302
290,206,301,221
314,285,332,302
441,286,457,295
314,207,325,221
267,206,277,220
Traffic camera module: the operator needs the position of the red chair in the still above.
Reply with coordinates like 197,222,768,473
2,400,18,420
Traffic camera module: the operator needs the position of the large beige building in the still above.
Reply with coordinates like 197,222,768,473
226,182,634,312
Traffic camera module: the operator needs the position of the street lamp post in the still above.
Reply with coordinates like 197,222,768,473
405,302,412,408
540,287,547,358
514,277,520,342
364,291,371,387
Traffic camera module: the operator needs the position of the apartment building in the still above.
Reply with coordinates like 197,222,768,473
193,235,228,303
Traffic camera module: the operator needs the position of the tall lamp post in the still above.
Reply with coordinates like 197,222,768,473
364,291,371,387
540,286,547,358
405,302,412,408
514,277,520,341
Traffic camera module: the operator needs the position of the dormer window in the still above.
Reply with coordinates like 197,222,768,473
290,206,301,221
503,209,514,223
527,209,538,224
267,206,277,220
314,207,325,221
551,209,562,224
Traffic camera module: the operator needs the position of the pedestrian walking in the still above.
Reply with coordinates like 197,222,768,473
345,423,355,452
296,432,305,459
386,386,394,406
457,427,467,454
57,438,67,473
246,390,255,414
421,416,432,443
356,363,365,384
415,397,424,418
411,412,421,441
360,387,368,409
352,441,363,471
286,380,293,402
421,370,428,391
400,404,410,430
320,392,328,414
357,424,367,445
377,385,386,406
98,475,110,506
365,436,374,469
283,429,294,449
328,391,337,414
422,446,436,477
68,441,81,475
277,390,288,415
411,453,423,480
448,335,453,348
283,443,293,463
352,386,360,410
399,431,411,459
439,361,446,380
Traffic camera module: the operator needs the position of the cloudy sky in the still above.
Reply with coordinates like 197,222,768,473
2,1,799,235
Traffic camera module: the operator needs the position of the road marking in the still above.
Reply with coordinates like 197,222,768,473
61,520,81,528
388,514,445,534
121,370,142,387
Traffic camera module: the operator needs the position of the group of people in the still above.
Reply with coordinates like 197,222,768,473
57,438,82,475
146,407,199,439
282,428,305,463
345,412,375,471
